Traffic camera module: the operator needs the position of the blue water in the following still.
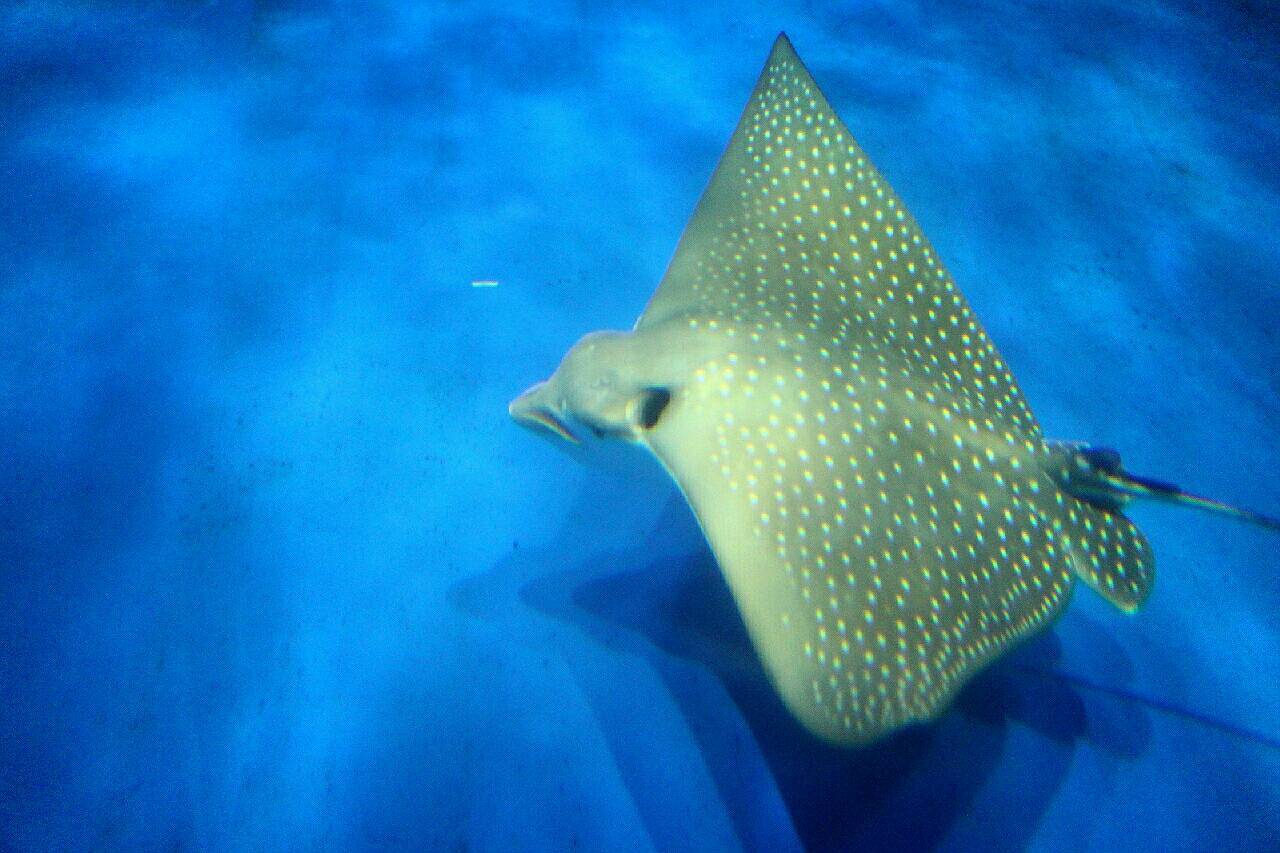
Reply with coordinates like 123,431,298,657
2,2,1278,850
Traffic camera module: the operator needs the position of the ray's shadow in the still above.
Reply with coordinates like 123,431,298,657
454,491,1153,851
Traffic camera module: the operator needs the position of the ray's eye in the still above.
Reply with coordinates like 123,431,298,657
636,387,672,430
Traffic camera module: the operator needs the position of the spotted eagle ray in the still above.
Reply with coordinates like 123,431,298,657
509,34,1280,746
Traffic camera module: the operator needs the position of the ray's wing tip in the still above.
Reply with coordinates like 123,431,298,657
1114,593,1146,616
770,31,797,58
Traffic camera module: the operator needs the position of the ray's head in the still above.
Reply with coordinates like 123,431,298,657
509,331,674,446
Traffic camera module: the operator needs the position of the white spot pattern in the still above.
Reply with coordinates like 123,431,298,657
628,37,1153,744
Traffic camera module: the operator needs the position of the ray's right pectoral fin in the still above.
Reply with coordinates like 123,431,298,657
1059,497,1155,613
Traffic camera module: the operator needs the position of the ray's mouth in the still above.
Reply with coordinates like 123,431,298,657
508,382,580,444
521,407,580,444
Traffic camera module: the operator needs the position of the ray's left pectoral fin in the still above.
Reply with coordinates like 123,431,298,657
638,386,840,739
635,362,1077,746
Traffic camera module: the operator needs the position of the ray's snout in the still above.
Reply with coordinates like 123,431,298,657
509,380,580,444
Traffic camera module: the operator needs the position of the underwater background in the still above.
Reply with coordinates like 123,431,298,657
2,1,1278,850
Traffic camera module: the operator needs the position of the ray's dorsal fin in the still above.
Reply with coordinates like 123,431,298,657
638,33,1039,439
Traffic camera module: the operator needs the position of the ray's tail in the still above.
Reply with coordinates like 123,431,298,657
1048,442,1280,532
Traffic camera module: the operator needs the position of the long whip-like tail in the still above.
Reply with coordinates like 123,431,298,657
1100,468,1280,532
1049,442,1280,532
